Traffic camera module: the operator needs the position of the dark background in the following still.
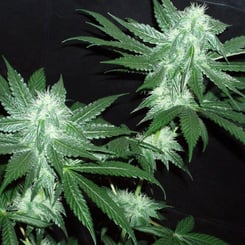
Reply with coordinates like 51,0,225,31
0,0,244,244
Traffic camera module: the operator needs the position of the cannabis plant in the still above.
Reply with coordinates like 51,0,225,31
0,58,167,244
63,0,245,244
66,0,245,162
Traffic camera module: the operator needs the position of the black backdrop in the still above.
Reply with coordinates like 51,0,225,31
0,0,244,244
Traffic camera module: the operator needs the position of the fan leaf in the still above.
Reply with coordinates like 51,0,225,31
72,94,122,123
198,117,209,152
179,108,200,161
83,123,131,139
75,9,149,54
175,215,195,234
153,0,178,32
137,65,166,91
0,74,10,100
72,172,136,244
146,106,183,136
63,170,95,244
69,161,163,191
136,225,173,237
201,65,243,99
223,36,245,57
3,57,33,108
53,137,98,160
1,151,35,192
182,232,228,245
102,55,155,72
9,213,50,228
188,67,204,102
1,217,18,245
28,68,46,95
0,117,28,132
200,109,245,145
213,61,245,72
50,75,66,102
110,14,166,44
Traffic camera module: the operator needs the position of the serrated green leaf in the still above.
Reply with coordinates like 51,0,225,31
161,0,177,13
28,68,46,95
210,36,245,59
206,34,225,57
72,172,136,244
200,109,245,145
223,36,245,57
9,213,50,228
198,117,209,152
153,0,178,32
1,217,18,245
72,94,123,123
50,75,66,102
74,9,150,54
1,151,35,192
64,121,87,141
0,96,17,116
182,232,228,245
0,117,29,132
110,14,166,44
175,216,194,234
201,65,243,100
209,18,229,35
53,137,98,160
83,123,131,139
0,74,10,100
63,171,95,244
213,61,245,72
3,57,33,108
79,9,128,41
38,203,67,236
0,143,26,155
0,133,26,154
102,55,154,72
201,104,245,124
69,161,163,191
105,136,132,158
136,225,173,237
146,106,183,136
153,237,175,245
137,64,166,91
65,36,145,54
188,67,204,102
180,108,200,161
167,151,189,175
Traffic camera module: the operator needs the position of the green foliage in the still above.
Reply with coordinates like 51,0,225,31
69,0,245,161
1,0,243,244
1,217,18,245
0,59,162,244
137,216,228,245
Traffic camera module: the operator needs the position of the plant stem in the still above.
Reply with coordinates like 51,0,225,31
135,179,143,197
150,219,162,227
118,229,127,245
109,177,117,195
20,227,31,245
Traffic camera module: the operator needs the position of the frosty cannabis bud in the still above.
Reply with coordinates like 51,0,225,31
140,127,183,170
0,59,163,244
70,0,245,161
108,189,166,227
0,0,243,244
